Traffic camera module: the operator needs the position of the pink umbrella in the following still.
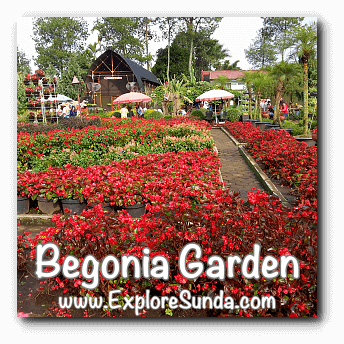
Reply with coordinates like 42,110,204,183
112,92,152,105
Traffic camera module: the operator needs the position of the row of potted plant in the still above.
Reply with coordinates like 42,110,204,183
17,149,221,214
21,179,316,317
223,121,317,206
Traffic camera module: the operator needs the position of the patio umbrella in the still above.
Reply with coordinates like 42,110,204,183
112,92,152,105
43,94,74,103
196,89,234,123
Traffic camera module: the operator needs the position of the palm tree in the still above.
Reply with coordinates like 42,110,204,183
250,72,270,122
243,71,262,119
268,61,302,125
290,22,317,135
213,75,230,90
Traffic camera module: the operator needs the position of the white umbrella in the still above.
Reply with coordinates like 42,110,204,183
196,89,234,123
43,94,74,103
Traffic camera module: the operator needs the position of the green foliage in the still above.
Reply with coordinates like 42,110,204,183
190,109,205,120
57,54,85,100
33,17,89,75
144,110,164,119
151,44,190,81
17,48,31,74
92,17,146,64
226,108,242,122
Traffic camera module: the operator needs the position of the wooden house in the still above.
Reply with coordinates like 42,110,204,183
83,49,160,111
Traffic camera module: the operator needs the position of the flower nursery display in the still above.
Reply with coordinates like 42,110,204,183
17,117,317,318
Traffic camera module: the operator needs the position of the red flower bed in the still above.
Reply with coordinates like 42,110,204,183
223,122,317,206
17,150,222,206
24,185,317,317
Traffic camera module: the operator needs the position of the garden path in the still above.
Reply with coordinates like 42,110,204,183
211,128,265,201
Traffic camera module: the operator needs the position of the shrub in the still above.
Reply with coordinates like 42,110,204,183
190,109,205,120
144,110,164,119
226,108,242,122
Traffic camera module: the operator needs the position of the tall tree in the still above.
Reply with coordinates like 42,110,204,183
261,17,304,61
179,17,222,78
92,17,145,64
17,48,31,74
57,54,86,101
288,22,317,135
151,44,190,82
32,17,89,76
245,27,277,68
158,17,182,82
172,31,229,79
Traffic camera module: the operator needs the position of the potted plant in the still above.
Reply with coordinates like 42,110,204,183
30,173,62,214
24,73,31,85
35,68,45,78
312,127,317,142
17,171,34,214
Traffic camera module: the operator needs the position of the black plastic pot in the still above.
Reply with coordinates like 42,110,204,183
253,122,266,130
37,197,61,215
264,124,280,130
122,203,146,218
87,202,114,214
17,196,30,215
241,114,250,122
205,110,213,122
61,199,86,215
219,110,227,122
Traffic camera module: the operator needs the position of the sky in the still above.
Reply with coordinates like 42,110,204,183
17,16,317,73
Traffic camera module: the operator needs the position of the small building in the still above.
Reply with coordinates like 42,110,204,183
84,49,160,111
201,70,260,91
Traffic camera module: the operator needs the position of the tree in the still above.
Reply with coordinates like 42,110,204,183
267,61,303,125
288,22,317,135
17,48,31,74
245,27,277,68
33,17,89,76
151,45,190,82
92,17,146,65
213,75,230,90
158,17,183,82
261,17,305,62
214,59,241,71
169,31,229,79
57,54,86,100
179,17,222,78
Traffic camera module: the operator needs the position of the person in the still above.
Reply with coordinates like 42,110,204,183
279,99,289,123
128,106,134,117
203,101,209,110
230,100,234,109
70,105,77,117
267,102,274,120
62,104,69,118
120,105,128,118
179,109,186,116
137,104,143,118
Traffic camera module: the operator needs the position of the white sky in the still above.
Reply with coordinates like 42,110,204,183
17,16,317,72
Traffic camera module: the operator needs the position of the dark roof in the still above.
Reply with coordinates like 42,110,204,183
120,54,160,88
88,50,160,90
